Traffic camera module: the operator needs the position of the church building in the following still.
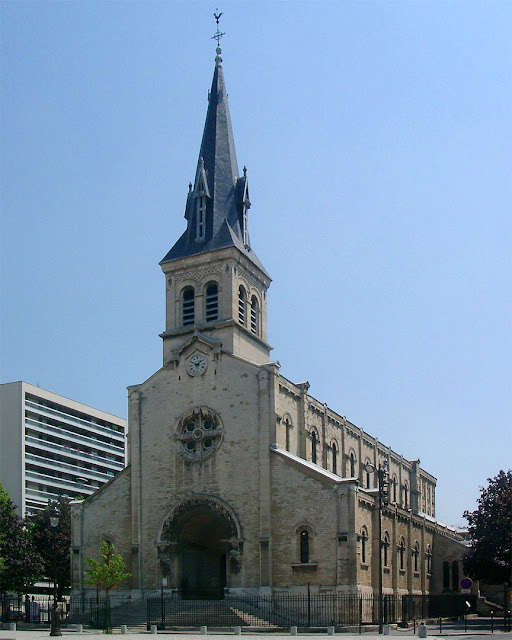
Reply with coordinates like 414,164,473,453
71,42,467,602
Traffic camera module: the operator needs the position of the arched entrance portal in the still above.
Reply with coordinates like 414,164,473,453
160,496,243,599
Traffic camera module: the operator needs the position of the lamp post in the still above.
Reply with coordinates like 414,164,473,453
48,506,62,637
364,461,389,635
161,577,167,629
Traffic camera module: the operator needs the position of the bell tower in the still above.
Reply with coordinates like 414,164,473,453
159,42,272,366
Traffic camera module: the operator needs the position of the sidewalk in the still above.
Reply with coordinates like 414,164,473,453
0,618,510,640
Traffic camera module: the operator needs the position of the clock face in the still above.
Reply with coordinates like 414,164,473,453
187,354,207,376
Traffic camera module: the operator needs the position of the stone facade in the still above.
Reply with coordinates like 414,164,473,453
71,47,468,601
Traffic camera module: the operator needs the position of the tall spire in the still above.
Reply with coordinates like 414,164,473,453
160,23,267,276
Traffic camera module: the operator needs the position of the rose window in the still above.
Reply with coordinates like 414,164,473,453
175,408,223,461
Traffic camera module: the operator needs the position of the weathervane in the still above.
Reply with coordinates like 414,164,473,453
212,10,225,47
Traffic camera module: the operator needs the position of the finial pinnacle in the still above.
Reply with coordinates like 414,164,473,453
212,9,225,52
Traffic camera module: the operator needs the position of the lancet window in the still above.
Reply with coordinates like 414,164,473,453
332,442,338,474
182,287,195,326
311,431,318,464
382,532,391,567
300,529,310,563
361,527,369,563
238,286,246,325
349,452,356,477
205,282,218,322
398,537,406,570
413,541,420,572
196,196,206,241
425,545,432,574
250,296,259,334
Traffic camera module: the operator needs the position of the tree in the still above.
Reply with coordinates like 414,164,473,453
85,541,131,631
463,470,512,586
0,482,44,595
27,497,71,598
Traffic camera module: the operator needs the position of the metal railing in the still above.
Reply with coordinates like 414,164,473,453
0,594,68,624
146,592,402,629
401,594,477,622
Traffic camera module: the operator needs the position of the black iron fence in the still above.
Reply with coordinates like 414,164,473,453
147,592,402,629
402,594,477,622
0,594,68,624
1,591,481,630
67,596,109,629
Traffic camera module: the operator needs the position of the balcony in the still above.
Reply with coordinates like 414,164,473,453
25,435,125,469
25,399,125,442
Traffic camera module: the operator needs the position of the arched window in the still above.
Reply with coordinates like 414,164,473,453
361,527,369,564
382,532,390,567
392,476,398,503
412,541,420,572
398,537,406,570
238,286,246,325
300,529,310,563
349,452,356,477
451,560,459,591
205,282,218,322
332,442,338,474
425,545,432,574
311,431,318,464
284,417,291,452
403,483,409,509
182,287,195,326
443,561,450,590
365,459,372,488
250,296,259,334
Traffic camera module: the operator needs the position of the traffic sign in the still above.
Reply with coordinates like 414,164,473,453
460,577,473,590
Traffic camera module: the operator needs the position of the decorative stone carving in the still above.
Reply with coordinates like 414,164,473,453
175,266,223,285
174,407,224,462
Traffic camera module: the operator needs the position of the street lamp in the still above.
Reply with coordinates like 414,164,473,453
48,506,62,637
364,461,389,634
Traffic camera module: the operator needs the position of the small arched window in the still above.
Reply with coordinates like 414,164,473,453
300,529,310,564
398,537,406,570
382,532,390,567
182,287,195,326
332,442,338,474
284,417,291,452
392,476,398,503
425,545,432,574
205,282,218,322
361,527,369,564
403,483,409,509
413,541,420,572
349,452,356,477
238,286,246,325
451,560,459,591
365,459,372,488
250,296,259,334
311,431,318,464
443,561,450,589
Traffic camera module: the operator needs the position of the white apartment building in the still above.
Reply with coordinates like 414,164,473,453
0,381,126,516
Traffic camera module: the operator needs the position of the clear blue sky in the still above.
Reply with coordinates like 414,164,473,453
1,1,510,527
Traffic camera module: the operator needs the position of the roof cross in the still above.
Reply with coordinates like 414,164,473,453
212,10,225,47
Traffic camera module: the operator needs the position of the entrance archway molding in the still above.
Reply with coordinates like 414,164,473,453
156,493,244,590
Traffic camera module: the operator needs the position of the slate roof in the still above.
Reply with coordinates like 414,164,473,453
160,49,268,277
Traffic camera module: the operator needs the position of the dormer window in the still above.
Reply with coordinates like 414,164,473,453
243,203,249,246
196,196,206,241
